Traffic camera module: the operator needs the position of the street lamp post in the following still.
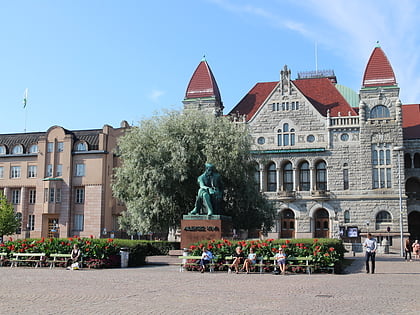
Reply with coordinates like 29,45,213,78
394,146,404,257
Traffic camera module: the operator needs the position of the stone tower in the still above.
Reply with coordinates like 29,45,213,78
183,57,224,116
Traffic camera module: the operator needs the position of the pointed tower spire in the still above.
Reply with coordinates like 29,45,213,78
183,58,224,116
362,45,397,88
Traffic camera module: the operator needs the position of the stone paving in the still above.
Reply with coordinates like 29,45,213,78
0,252,419,314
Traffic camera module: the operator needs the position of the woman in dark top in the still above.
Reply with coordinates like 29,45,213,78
230,246,245,274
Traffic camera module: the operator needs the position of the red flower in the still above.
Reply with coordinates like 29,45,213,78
207,245,213,250
324,253,330,257
313,239,319,243
90,235,94,239
329,247,335,252
68,237,73,242
86,248,90,252
107,238,113,243
285,240,290,244
281,244,287,248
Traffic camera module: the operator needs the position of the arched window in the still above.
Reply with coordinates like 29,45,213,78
29,144,38,154
12,145,23,154
75,142,87,151
343,163,349,190
299,161,310,191
253,162,260,190
370,105,390,119
414,153,420,168
404,153,412,169
315,161,327,191
277,123,295,146
267,162,277,192
376,211,392,223
0,145,6,154
282,162,293,191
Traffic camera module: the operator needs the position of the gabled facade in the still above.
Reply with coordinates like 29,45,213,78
186,45,420,251
0,122,129,239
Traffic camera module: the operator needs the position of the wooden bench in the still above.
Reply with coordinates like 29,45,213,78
268,256,314,275
224,256,265,273
177,255,217,272
0,253,9,266
47,253,84,269
10,253,46,268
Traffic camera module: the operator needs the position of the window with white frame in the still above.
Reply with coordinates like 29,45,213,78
299,161,310,191
74,214,84,231
57,142,64,152
0,145,5,154
372,144,391,189
46,164,53,177
28,214,35,231
75,163,85,176
12,189,20,204
75,142,87,151
370,105,390,119
55,188,61,203
29,189,36,204
0,166,3,178
315,161,327,191
277,123,295,146
56,164,62,177
47,142,54,152
267,162,277,192
12,145,23,154
49,188,55,203
28,165,37,178
29,144,38,153
11,166,21,178
75,188,84,204
282,162,293,191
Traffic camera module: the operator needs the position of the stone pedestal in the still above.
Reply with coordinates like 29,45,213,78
180,215,232,249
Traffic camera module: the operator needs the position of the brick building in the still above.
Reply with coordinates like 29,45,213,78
183,45,420,251
0,122,129,239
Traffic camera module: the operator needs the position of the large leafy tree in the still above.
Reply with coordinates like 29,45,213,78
112,110,274,234
0,192,21,240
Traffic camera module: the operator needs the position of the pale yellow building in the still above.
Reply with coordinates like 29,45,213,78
0,122,129,239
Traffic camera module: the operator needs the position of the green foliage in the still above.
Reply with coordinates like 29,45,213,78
112,110,274,234
188,238,345,269
0,192,21,239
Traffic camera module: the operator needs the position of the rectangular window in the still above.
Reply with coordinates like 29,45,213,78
74,214,84,231
56,188,61,203
11,166,21,178
47,142,54,152
56,164,62,177
49,188,55,203
12,189,20,204
57,142,64,152
46,164,53,177
75,164,85,177
28,214,35,231
29,189,36,204
28,165,37,178
372,144,392,189
0,166,3,178
75,188,84,204
44,188,48,202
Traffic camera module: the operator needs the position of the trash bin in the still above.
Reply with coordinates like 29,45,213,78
120,247,129,268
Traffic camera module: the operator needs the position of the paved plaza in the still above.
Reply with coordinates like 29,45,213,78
0,252,419,314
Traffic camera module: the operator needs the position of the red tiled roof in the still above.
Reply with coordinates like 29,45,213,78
185,60,221,101
294,78,358,117
362,47,397,87
402,104,420,139
229,82,278,121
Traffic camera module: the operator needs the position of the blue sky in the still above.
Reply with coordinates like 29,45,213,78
1,0,419,133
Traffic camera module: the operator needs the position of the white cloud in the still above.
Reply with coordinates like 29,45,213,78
149,89,165,103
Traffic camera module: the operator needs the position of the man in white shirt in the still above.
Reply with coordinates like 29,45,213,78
363,233,377,274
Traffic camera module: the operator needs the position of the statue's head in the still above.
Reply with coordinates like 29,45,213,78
205,163,214,175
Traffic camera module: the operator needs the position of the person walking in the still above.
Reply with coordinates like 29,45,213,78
404,238,412,261
363,233,377,274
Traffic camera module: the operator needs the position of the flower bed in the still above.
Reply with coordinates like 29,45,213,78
187,238,345,273
0,236,119,268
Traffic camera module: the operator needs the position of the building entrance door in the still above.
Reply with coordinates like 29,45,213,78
48,218,59,238
314,209,329,238
280,209,295,238
409,211,420,241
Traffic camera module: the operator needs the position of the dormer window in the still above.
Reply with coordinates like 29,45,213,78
0,145,6,155
12,145,23,154
29,144,38,154
75,142,87,151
